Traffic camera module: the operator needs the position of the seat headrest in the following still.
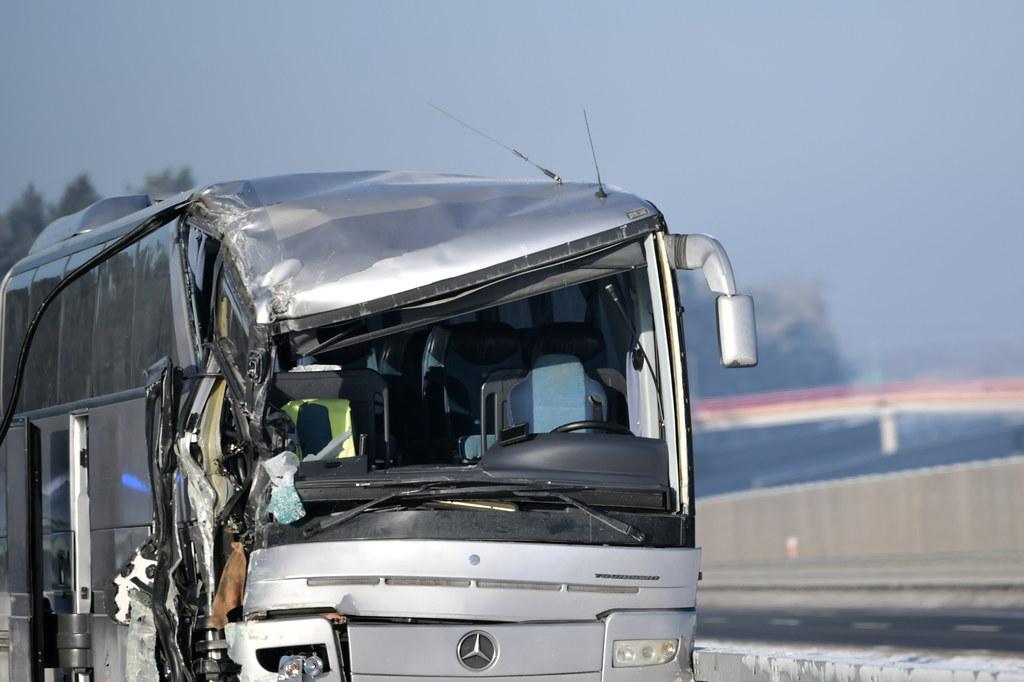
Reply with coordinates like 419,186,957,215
447,322,521,366
531,323,604,364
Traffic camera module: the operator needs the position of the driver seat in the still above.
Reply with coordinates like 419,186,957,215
508,354,607,433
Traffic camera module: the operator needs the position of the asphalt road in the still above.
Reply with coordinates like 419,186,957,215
697,608,1024,654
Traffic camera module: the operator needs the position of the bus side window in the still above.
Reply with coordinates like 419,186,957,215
57,246,102,405
186,228,218,345
93,244,138,395
0,433,6,596
132,226,175,374
1,270,33,414
25,258,69,410
216,276,251,377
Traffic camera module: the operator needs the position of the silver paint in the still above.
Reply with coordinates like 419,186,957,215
188,171,657,325
244,539,700,621
348,622,602,677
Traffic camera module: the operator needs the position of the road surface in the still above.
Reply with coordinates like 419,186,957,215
697,608,1024,654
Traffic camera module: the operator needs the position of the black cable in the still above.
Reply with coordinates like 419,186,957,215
0,198,191,446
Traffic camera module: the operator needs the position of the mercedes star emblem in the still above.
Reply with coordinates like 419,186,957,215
457,631,497,671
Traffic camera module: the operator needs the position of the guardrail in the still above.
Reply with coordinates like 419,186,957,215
694,645,1024,682
698,551,1024,609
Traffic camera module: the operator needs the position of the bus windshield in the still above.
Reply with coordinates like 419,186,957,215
269,269,664,480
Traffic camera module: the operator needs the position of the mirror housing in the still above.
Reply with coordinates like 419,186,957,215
664,233,758,368
716,294,758,367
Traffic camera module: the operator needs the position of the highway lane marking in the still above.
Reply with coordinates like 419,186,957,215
954,624,1002,633
851,622,891,630
768,618,802,627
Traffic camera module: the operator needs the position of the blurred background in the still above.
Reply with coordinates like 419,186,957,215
3,0,1023,656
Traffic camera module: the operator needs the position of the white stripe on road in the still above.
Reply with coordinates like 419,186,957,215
851,622,891,630
954,624,1002,633
769,618,802,627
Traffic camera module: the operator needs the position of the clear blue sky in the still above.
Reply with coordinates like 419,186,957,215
2,2,1023,377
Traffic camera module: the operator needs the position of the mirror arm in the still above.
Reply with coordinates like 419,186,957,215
665,233,738,296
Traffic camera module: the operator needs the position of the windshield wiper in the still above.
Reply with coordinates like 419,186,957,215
515,490,646,543
302,482,587,538
301,481,645,543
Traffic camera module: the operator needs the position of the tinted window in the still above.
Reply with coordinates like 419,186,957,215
25,258,69,410
93,244,138,394
550,285,587,322
1,270,33,414
57,245,102,404
132,225,175,375
216,277,251,378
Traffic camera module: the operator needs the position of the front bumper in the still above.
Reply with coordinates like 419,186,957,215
225,611,696,682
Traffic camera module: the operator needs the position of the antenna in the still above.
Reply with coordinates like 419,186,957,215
583,110,607,199
429,103,562,184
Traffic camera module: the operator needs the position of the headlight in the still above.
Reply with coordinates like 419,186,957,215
278,653,326,680
278,655,304,679
303,654,325,676
612,639,679,667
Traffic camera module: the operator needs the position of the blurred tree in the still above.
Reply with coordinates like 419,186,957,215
7,183,47,241
51,173,100,221
2,184,49,274
0,212,13,276
1,167,197,277
134,166,194,195
679,273,849,398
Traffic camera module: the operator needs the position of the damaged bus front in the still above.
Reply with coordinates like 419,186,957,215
0,171,756,681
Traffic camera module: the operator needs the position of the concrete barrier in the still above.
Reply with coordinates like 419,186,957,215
697,455,1024,563
695,455,1024,609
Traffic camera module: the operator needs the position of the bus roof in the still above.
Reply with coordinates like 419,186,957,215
14,171,660,331
190,171,659,329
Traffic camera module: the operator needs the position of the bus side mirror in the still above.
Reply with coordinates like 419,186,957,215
664,233,758,368
716,294,758,367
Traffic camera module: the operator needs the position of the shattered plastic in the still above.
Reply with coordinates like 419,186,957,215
111,542,158,625
187,171,657,326
263,451,305,524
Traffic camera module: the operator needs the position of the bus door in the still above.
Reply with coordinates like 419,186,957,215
6,420,43,681
10,414,93,681
64,412,92,680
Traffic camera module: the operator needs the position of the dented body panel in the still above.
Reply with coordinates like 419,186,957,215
0,170,751,681
189,172,657,328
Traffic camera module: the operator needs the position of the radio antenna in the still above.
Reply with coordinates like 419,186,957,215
429,102,562,184
583,110,607,199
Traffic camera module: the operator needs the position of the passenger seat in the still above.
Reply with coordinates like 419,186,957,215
508,354,607,433
422,321,523,459
281,398,357,459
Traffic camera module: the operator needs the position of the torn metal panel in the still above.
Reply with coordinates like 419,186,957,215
145,365,192,681
187,172,658,328
125,592,160,682
197,378,233,512
176,433,218,615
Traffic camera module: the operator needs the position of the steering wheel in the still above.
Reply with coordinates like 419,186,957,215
550,420,633,435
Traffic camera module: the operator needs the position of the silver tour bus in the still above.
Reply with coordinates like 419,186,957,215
0,171,756,681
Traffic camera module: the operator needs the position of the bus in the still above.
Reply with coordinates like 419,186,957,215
0,171,756,681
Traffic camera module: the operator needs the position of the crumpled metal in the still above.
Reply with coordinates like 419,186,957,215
187,171,654,326
177,436,219,614
125,592,160,682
